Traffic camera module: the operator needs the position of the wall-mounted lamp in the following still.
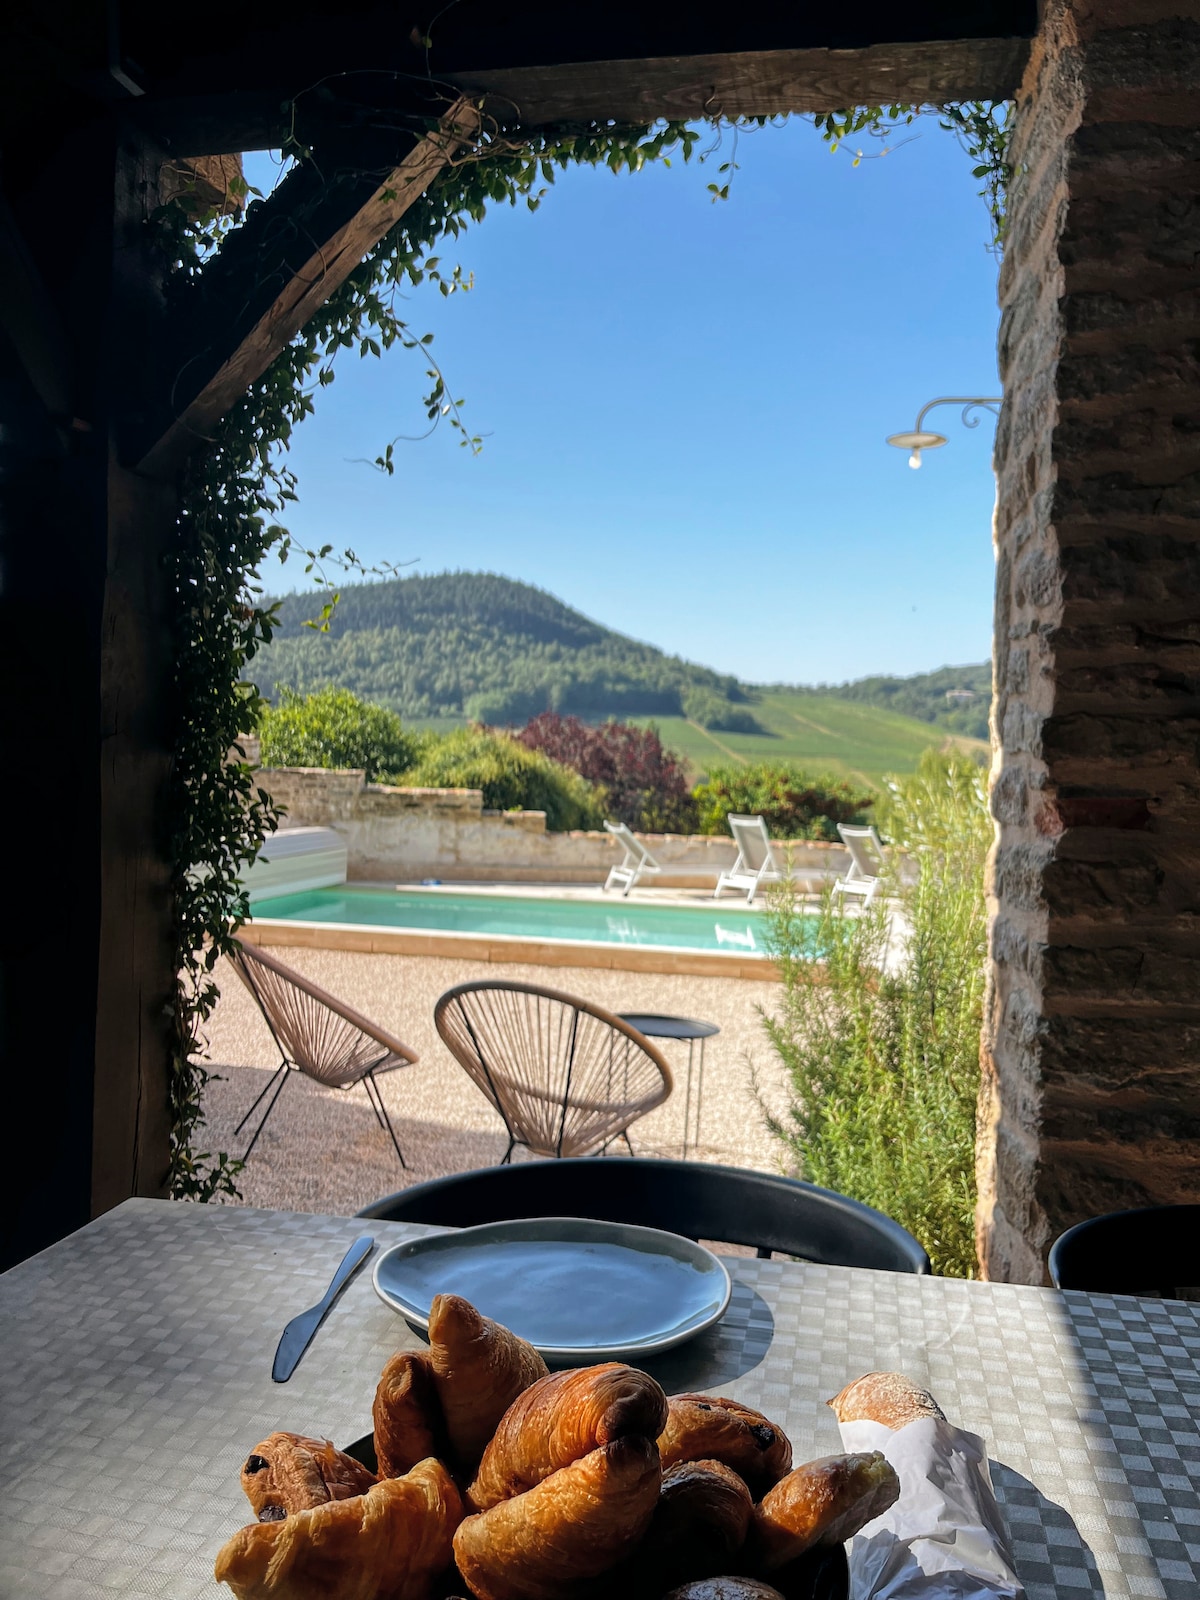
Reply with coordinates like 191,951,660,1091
886,396,1003,469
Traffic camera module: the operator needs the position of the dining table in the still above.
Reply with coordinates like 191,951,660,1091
2,1197,1199,1600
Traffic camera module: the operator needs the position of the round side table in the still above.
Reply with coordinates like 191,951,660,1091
618,1013,720,1159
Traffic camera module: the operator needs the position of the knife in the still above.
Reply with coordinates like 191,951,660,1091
272,1235,374,1382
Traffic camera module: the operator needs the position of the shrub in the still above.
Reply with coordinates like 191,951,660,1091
682,687,763,734
516,713,697,833
694,764,873,841
760,750,992,1277
402,726,604,832
259,687,421,781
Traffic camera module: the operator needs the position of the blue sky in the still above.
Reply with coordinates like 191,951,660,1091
245,116,1000,685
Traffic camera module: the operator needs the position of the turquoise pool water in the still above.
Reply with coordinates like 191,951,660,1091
251,886,791,956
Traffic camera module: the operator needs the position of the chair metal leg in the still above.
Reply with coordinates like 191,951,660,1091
238,1063,291,1160
363,1071,406,1169
621,1129,635,1156
235,1060,288,1136
499,1136,516,1165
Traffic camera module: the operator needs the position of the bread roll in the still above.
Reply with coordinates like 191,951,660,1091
453,1435,661,1600
374,1350,444,1478
748,1452,900,1572
826,1373,945,1431
427,1294,548,1471
659,1395,792,1494
215,1456,462,1600
468,1363,668,1510
239,1431,376,1522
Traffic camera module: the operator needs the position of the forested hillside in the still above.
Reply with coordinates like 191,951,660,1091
250,570,991,746
252,571,752,726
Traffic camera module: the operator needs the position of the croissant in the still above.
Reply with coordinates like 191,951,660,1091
239,1431,376,1522
215,1456,462,1600
636,1459,754,1590
747,1452,899,1572
453,1435,662,1600
428,1294,548,1470
826,1372,945,1430
658,1396,792,1494
468,1362,668,1510
374,1350,445,1478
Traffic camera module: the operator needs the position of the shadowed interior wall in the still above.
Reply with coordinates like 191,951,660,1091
979,0,1200,1281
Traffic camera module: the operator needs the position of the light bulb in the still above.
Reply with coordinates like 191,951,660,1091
908,451,922,470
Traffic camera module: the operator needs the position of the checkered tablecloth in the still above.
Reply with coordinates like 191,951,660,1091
2,1199,1198,1599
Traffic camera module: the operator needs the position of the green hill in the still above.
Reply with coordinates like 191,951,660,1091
252,571,748,724
249,571,990,780
809,662,992,740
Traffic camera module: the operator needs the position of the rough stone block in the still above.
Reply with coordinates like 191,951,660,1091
1043,938,1200,999
994,841,1056,910
991,764,1030,826
1043,708,1200,763
1056,531,1200,607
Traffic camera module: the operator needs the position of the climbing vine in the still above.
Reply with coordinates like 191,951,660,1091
811,101,1013,251
164,97,1011,1201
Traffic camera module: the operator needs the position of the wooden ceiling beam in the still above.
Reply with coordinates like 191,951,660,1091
130,33,1030,157
136,99,476,479
446,38,1032,128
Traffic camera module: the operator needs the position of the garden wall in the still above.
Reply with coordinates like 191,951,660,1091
257,766,851,887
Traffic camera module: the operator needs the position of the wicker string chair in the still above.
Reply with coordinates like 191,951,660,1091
433,980,673,1162
229,936,418,1166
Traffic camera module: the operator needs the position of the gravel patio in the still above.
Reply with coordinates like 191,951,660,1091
199,947,794,1216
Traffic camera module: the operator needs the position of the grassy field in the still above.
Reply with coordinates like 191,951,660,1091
638,689,988,784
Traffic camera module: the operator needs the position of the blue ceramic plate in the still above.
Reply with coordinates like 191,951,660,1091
372,1216,732,1362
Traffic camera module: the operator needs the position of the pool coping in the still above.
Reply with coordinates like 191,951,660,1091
239,914,782,981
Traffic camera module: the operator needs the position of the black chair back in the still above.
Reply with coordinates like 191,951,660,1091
1049,1204,1200,1298
357,1158,930,1273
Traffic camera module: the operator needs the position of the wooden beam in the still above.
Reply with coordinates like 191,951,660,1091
446,38,1032,127
0,194,72,423
137,100,476,479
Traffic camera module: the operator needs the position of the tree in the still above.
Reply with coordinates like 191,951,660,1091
516,713,696,832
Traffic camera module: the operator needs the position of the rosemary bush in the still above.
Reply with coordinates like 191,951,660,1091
762,750,992,1276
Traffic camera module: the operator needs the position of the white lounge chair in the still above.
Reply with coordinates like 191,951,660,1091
713,815,783,905
833,824,887,906
603,821,662,896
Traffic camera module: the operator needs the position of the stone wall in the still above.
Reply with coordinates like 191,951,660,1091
257,766,850,887
980,0,1200,1281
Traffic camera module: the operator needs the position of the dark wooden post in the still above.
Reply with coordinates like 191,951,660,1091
0,123,178,1268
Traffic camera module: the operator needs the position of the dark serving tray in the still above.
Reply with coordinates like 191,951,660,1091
343,1434,850,1600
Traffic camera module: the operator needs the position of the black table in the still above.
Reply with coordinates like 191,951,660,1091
619,1012,720,1158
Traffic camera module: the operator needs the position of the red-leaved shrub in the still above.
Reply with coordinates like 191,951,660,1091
516,713,696,833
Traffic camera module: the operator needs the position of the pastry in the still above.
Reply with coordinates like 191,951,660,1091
663,1582,785,1600
428,1294,548,1470
637,1459,754,1589
658,1396,792,1493
826,1373,945,1431
215,1456,463,1600
239,1431,376,1522
374,1351,445,1478
468,1363,668,1510
748,1452,900,1572
453,1435,662,1600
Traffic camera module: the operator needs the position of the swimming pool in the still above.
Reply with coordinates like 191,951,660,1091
250,886,792,957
